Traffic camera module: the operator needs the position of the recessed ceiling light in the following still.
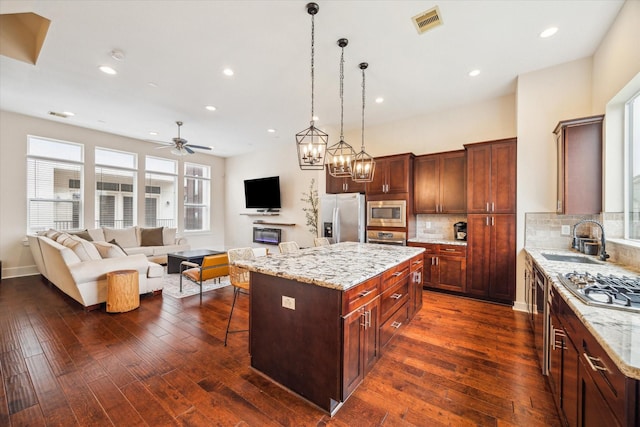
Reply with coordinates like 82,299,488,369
205,105,217,111
540,27,558,38
110,49,125,61
149,131,158,136
223,68,234,76
469,69,481,77
99,65,117,75
375,97,384,104
62,111,75,117
267,128,276,133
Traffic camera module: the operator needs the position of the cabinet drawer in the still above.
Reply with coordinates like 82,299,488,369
381,261,409,292
409,255,424,272
380,303,409,349
342,276,380,315
439,245,466,257
380,280,409,323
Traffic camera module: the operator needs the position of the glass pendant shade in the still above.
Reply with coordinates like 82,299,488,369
351,62,375,182
297,3,327,171
326,38,356,178
171,147,188,156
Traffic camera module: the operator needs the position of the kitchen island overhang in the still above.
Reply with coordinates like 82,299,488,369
235,242,425,415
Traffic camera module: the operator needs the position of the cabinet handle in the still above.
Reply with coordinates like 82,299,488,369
392,272,402,277
391,321,402,329
415,271,422,283
390,293,403,300
485,217,490,226
491,202,495,212
443,248,456,252
551,328,566,350
491,216,495,226
435,257,439,266
583,353,610,373
358,289,373,298
360,310,372,328
486,202,489,212
345,182,348,192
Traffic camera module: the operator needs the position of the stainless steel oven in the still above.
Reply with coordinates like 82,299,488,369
366,230,406,246
367,200,406,228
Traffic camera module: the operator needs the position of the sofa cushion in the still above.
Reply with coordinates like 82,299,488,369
67,236,101,261
70,229,93,241
103,227,138,248
140,227,164,246
45,229,63,240
56,233,73,245
86,228,106,242
93,241,127,258
163,227,177,245
126,246,154,257
147,262,164,278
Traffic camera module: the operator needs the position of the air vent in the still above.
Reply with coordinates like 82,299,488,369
48,111,71,118
412,6,443,34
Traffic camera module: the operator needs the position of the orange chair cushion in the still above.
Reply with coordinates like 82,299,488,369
183,253,229,282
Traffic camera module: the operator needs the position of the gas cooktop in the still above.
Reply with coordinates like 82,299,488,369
557,272,640,313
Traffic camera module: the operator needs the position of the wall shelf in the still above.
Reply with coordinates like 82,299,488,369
253,221,296,227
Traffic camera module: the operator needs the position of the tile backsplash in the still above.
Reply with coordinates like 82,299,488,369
416,214,467,240
525,212,639,270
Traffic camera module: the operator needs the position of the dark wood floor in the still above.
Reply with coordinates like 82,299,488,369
0,275,561,426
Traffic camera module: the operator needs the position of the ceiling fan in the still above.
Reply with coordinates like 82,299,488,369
156,121,212,156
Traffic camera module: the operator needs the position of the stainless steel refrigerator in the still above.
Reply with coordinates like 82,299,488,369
320,193,366,243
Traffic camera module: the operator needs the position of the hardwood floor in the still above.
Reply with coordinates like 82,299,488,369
0,275,561,426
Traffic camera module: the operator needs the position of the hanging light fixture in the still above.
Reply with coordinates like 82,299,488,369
296,2,327,170
352,62,376,182
326,38,357,178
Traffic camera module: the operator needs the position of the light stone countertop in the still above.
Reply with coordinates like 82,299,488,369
525,247,640,380
234,242,425,291
407,238,467,246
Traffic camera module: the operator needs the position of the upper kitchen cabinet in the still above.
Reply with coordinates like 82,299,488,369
465,138,517,214
325,168,366,194
366,153,414,197
553,115,604,215
414,150,466,214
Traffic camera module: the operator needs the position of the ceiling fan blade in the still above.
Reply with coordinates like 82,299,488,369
155,145,173,150
186,144,212,150
185,146,195,154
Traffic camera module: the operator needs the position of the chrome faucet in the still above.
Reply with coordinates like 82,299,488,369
572,219,610,261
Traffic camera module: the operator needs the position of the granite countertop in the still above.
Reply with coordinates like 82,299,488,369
234,242,425,291
525,247,640,380
407,238,467,246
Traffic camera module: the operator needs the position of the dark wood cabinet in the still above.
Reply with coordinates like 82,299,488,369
409,255,424,318
342,297,379,398
325,168,366,194
553,115,604,214
414,150,466,214
465,138,516,214
466,214,515,303
366,153,413,196
408,243,466,293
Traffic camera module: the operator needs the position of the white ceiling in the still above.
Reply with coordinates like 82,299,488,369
0,0,625,158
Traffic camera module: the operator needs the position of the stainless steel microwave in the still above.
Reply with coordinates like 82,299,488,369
367,200,406,228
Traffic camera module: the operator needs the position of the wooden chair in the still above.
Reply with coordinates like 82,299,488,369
314,237,330,247
180,253,229,303
278,241,300,254
224,247,255,346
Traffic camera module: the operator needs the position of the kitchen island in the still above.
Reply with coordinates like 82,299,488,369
234,242,425,415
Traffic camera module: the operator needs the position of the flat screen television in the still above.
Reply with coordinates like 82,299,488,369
244,176,281,210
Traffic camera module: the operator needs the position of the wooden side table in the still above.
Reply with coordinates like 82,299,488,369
106,270,139,313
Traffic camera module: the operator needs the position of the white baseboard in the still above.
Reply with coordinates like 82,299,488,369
512,300,529,313
1,265,40,279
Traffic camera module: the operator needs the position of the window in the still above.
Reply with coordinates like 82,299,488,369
27,137,83,233
627,91,640,241
184,162,210,231
95,148,137,229
145,156,177,228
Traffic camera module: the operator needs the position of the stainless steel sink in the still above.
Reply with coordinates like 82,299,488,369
541,253,600,264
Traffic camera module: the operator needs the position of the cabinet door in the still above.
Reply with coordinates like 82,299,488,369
563,334,579,427
342,307,365,398
578,358,621,427
437,256,466,292
440,151,466,213
343,178,366,194
413,155,439,213
466,215,491,296
387,156,410,194
409,257,424,317
466,144,492,213
490,141,516,213
326,168,344,194
489,214,516,301
363,298,380,374
367,159,388,195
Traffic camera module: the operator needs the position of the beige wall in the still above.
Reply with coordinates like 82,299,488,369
0,111,226,277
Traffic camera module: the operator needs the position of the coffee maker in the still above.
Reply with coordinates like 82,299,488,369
454,222,467,241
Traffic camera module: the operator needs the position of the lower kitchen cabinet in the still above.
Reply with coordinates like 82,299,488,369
408,242,466,293
409,255,424,318
466,213,515,303
342,297,379,398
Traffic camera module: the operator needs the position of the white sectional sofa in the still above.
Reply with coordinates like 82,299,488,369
27,226,189,309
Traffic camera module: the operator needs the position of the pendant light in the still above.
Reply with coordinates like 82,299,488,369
296,2,327,170
352,62,375,182
326,38,357,178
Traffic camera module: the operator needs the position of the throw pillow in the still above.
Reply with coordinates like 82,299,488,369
163,227,177,245
68,236,102,261
70,229,93,241
140,227,164,246
56,233,72,245
108,239,128,255
103,227,138,248
86,228,106,242
93,241,127,258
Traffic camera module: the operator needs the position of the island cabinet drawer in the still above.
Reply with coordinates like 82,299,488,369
380,280,409,323
342,276,380,315
380,303,409,349
439,244,466,257
409,255,424,272
381,261,410,292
